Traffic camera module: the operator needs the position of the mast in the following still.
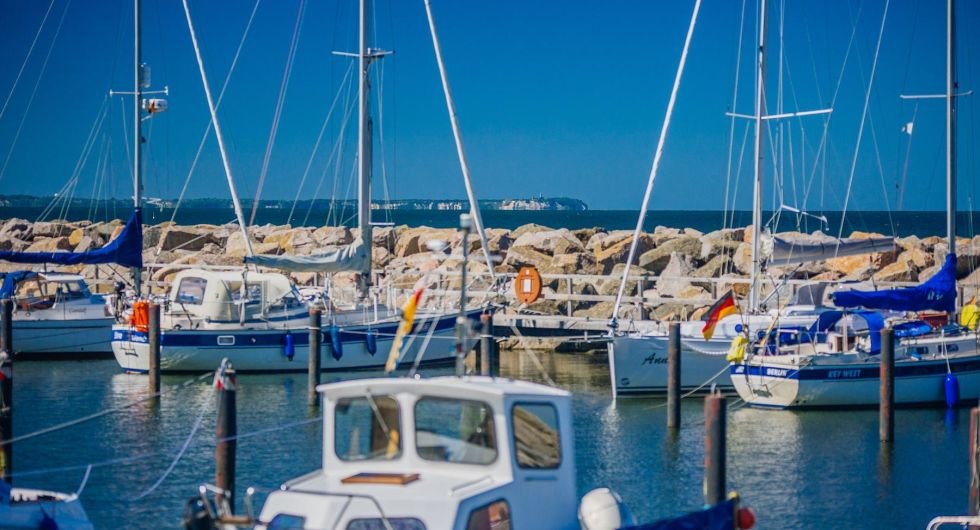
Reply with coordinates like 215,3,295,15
749,0,768,312
946,0,956,255
132,0,143,296
357,0,373,299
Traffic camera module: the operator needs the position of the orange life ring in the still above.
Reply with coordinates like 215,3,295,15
129,300,150,333
514,266,542,304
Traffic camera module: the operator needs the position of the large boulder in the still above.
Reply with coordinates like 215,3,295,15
539,252,595,276
511,223,554,239
159,226,212,251
313,226,354,247
510,228,585,256
25,237,72,252
502,245,551,271
655,252,696,298
593,263,638,297
637,235,703,274
594,232,655,275
32,221,72,238
394,227,456,258
0,218,30,239
872,258,918,282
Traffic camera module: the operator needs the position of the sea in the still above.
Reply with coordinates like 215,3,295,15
14,353,975,529
3,205,980,238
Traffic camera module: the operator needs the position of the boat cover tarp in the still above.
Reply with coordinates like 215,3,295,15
767,235,895,266
833,253,957,313
622,498,737,530
808,310,885,354
244,238,367,273
893,320,933,338
0,271,36,299
0,210,143,268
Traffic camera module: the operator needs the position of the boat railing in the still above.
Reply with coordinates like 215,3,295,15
926,515,980,529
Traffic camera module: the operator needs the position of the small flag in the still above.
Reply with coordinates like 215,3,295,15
701,290,738,340
902,121,914,135
385,288,424,374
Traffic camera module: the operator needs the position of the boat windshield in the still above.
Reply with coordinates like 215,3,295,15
335,395,401,461
415,397,496,465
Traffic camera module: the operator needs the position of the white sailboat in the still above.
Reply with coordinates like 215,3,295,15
110,0,481,373
730,0,980,409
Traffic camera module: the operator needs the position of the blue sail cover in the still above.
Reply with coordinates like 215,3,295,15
808,310,885,354
0,271,36,299
0,210,143,268
832,253,957,313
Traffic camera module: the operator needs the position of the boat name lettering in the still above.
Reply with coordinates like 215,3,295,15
765,367,788,377
828,369,860,379
642,352,666,366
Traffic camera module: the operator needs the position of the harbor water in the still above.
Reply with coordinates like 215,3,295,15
14,351,973,529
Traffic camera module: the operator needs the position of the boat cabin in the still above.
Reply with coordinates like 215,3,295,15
0,271,102,311
166,269,305,323
256,376,578,530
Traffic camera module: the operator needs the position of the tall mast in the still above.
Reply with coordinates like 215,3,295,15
132,0,143,296
946,0,956,255
749,0,768,312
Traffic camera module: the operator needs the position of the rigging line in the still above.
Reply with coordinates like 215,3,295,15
837,0,890,246
182,0,254,258
610,0,702,328
129,386,213,501
801,0,866,213
249,0,307,226
170,0,262,230
727,120,752,234
722,0,749,231
306,87,358,227
0,0,56,124
0,0,72,185
288,61,355,225
119,97,134,185
0,371,212,447
865,103,895,236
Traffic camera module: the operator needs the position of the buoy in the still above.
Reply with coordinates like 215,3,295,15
736,506,757,529
578,488,634,530
330,325,343,360
945,372,959,408
284,333,295,361
514,266,542,304
365,329,377,355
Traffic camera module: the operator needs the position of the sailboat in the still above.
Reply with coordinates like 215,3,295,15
606,0,895,396
110,0,482,374
730,0,980,409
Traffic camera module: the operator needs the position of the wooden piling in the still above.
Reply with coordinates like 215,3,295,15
215,361,237,510
880,327,894,443
148,302,161,396
970,406,980,515
703,392,726,505
667,322,681,429
308,309,322,407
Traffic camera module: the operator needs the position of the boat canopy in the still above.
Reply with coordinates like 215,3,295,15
0,271,36,299
0,210,143,268
807,310,885,354
832,254,957,313
243,238,367,273
169,268,301,322
765,234,895,267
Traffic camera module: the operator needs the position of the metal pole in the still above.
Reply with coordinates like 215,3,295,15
132,0,143,296
880,327,894,443
215,361,237,511
667,322,681,429
148,302,160,396
455,214,471,376
308,309,322,407
703,392,727,505
489,311,499,377
480,313,491,376
749,0,768,312
0,300,12,483
947,0,957,256
970,406,980,515
356,0,373,298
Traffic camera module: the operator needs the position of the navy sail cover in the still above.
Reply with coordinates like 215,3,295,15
832,253,957,313
0,210,143,268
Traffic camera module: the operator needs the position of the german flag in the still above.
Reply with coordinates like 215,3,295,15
701,290,738,340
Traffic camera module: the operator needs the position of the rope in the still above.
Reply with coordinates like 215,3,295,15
611,0,702,327
722,0,749,232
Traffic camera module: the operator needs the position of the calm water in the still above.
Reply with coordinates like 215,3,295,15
13,352,974,529
5,206,980,238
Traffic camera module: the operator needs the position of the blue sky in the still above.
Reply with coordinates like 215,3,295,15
0,0,977,211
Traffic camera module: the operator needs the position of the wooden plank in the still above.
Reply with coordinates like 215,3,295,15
341,472,420,485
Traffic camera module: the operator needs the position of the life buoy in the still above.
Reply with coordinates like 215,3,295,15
514,266,542,304
129,300,150,333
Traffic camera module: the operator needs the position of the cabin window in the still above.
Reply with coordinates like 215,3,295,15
466,499,511,530
512,403,561,469
267,513,306,529
347,518,426,530
415,397,496,465
175,277,207,305
335,395,401,461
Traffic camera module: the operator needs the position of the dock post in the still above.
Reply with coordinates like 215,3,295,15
148,302,161,396
703,392,726,505
566,278,574,317
880,327,894,443
480,313,492,376
0,299,12,483
489,312,499,377
667,322,681,429
636,278,647,321
308,309,322,407
215,360,237,511
970,406,980,515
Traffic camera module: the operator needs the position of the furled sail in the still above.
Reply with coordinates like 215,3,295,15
765,234,896,266
0,210,143,268
832,253,957,313
244,238,368,273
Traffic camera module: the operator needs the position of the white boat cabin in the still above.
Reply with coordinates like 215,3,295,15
165,269,306,324
255,376,578,530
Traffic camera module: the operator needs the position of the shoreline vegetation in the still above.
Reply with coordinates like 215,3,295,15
2,216,980,324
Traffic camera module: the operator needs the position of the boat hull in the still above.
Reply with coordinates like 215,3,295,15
12,316,113,356
731,347,980,408
111,310,481,373
609,335,732,395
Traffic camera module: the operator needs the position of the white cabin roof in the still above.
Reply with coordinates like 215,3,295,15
37,272,86,282
317,375,570,401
